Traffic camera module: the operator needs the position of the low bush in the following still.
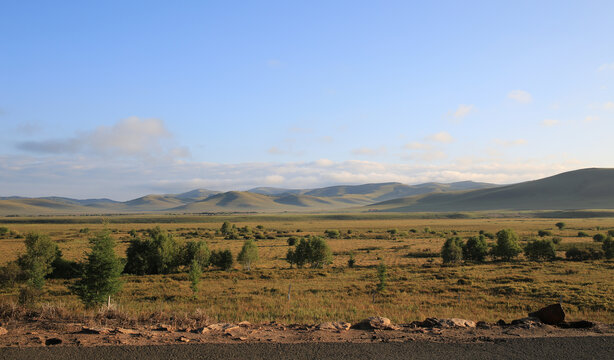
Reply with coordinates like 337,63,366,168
537,230,552,237
524,239,556,261
441,237,463,264
462,235,488,262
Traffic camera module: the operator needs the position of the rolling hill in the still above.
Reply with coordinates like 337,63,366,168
367,168,614,212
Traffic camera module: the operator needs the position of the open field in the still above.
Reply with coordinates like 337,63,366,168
1,214,613,324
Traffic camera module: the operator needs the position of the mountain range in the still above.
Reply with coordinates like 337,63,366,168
0,168,612,215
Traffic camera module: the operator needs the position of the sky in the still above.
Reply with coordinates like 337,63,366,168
1,1,613,200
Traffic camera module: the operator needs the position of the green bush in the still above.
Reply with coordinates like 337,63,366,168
593,233,606,242
17,233,59,290
577,231,590,237
376,262,387,292
210,249,233,270
524,239,556,261
188,259,202,298
551,237,562,245
324,229,340,239
462,235,488,262
71,231,124,308
441,237,463,264
124,227,181,275
286,236,333,268
348,253,356,268
608,230,614,237
492,229,522,261
287,236,298,246
537,230,552,237
182,240,210,270
555,222,566,230
237,239,259,271
566,247,604,261
0,262,23,289
0,227,9,236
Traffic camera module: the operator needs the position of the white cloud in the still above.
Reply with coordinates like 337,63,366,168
404,142,430,150
541,119,559,127
507,90,533,104
598,62,614,72
15,117,180,158
584,116,598,122
351,146,387,156
264,175,285,184
267,146,285,155
604,101,614,110
427,131,454,143
451,104,475,119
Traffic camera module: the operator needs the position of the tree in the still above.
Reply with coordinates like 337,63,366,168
306,236,333,268
188,259,202,298
17,233,58,290
124,227,181,275
492,229,522,261
462,235,488,262
285,249,297,268
72,231,124,308
220,221,232,235
211,249,233,270
537,230,552,237
287,236,298,246
348,253,356,268
555,222,566,230
376,262,387,292
603,236,614,259
183,240,210,270
524,239,556,261
237,240,259,271
593,233,606,242
441,237,463,264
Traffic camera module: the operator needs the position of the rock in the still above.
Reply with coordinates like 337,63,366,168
154,324,174,332
558,320,595,329
224,326,240,334
78,326,110,335
193,327,210,334
238,321,251,327
351,317,399,330
0,327,7,336
208,323,240,333
476,321,492,329
115,328,140,335
529,303,565,325
177,336,190,343
316,322,351,331
45,338,62,346
414,318,476,328
510,317,542,328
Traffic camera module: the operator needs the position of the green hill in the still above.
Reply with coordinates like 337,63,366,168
368,168,614,212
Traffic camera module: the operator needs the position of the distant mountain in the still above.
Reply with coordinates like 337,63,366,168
368,168,614,212
248,187,302,196
173,189,220,202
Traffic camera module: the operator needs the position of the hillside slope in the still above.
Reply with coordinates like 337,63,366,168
368,168,614,212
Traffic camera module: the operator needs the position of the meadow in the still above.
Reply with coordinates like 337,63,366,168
0,214,613,324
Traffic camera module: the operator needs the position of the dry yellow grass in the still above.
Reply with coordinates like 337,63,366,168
1,214,613,323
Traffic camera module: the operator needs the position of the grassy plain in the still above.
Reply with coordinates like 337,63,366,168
1,214,613,324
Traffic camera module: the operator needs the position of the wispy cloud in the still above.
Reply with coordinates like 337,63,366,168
427,131,454,143
494,138,527,147
507,90,532,104
604,101,614,110
541,119,559,127
598,62,614,72
450,104,475,119
267,146,285,155
15,117,183,158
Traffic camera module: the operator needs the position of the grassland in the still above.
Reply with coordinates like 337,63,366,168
1,214,613,324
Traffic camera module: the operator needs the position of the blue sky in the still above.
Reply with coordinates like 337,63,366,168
1,1,613,199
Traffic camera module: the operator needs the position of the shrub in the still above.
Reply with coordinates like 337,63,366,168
555,222,566,230
220,221,232,235
537,230,552,237
441,237,463,264
524,239,556,261
50,254,82,279
607,230,614,237
386,229,398,235
237,239,259,271
0,262,23,289
376,262,387,292
603,236,614,259
188,259,202,298
17,233,59,290
71,231,124,308
566,247,604,261
462,235,488,262
287,236,298,246
324,229,340,239
577,231,590,237
286,236,332,268
492,229,522,261
124,227,181,275
182,240,210,270
210,249,233,270
0,227,9,236
593,233,606,242
348,253,356,268
551,237,562,245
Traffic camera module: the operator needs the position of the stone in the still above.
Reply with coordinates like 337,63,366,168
476,321,491,329
316,322,351,331
529,303,565,325
193,327,210,334
177,336,190,343
0,327,7,336
78,327,110,335
558,320,595,329
414,318,476,328
115,328,140,335
238,321,251,327
154,324,173,332
45,338,62,346
510,317,542,328
351,317,399,330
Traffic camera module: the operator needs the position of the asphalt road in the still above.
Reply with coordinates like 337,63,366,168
1,337,612,360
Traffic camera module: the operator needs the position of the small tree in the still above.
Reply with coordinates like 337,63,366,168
376,262,387,292
324,229,340,239
593,233,606,242
441,237,463,264
537,230,552,237
307,236,333,268
72,231,124,308
188,259,202,298
462,235,488,262
348,253,356,268
17,233,58,290
555,222,566,230
220,221,232,235
492,229,522,261
183,240,210,270
287,236,298,246
211,249,233,271
608,230,614,237
237,240,259,271
524,239,556,261
603,236,614,259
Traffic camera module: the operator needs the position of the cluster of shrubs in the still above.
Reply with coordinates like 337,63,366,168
286,236,333,268
566,237,614,261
